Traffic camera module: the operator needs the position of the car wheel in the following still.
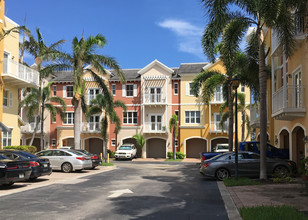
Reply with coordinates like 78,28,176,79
91,166,96,170
61,162,73,173
273,165,289,178
215,168,230,181
3,183,14,187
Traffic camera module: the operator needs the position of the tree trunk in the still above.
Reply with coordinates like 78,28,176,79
103,139,107,163
259,42,267,180
40,100,44,150
228,84,234,151
241,111,245,141
29,118,40,147
74,99,82,149
172,130,176,160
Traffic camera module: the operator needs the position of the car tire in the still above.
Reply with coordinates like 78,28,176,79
215,168,230,181
91,166,96,170
61,162,73,173
3,182,14,187
273,165,289,178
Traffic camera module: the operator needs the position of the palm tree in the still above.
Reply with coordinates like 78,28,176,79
20,81,66,148
88,93,126,162
133,134,145,158
201,0,306,179
59,34,125,150
169,114,178,160
23,28,66,149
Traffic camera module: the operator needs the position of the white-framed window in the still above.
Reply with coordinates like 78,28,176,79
241,84,245,93
63,112,74,125
214,113,228,131
88,88,100,104
126,84,134,97
9,92,12,107
185,111,200,124
123,111,137,124
3,90,8,107
52,85,57,97
111,139,116,146
175,110,179,121
175,139,178,147
2,131,12,147
63,85,73,98
51,139,56,147
174,82,178,95
186,82,198,96
214,85,223,102
112,84,116,96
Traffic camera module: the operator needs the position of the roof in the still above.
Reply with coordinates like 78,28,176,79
51,71,74,82
109,69,140,81
177,62,208,75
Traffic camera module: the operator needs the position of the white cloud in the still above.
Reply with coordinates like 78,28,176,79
157,19,204,58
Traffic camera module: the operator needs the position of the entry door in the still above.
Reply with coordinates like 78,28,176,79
150,115,162,131
3,52,9,73
89,115,100,131
293,70,302,107
150,87,162,103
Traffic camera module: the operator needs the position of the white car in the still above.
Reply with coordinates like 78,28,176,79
114,144,137,160
214,144,230,152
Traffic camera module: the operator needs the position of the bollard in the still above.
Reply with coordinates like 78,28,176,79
100,153,103,163
107,153,109,164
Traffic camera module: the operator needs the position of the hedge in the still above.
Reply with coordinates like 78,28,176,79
3,145,37,154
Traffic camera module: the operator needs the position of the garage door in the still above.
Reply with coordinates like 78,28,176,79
89,138,103,155
146,138,166,158
186,138,207,158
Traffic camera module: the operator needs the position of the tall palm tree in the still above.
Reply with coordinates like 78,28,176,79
201,0,307,179
88,93,126,161
169,114,178,160
23,28,66,149
59,34,125,149
133,134,145,158
20,81,66,148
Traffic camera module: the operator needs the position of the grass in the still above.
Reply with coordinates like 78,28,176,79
240,205,308,220
101,162,114,166
164,159,183,162
223,177,261,187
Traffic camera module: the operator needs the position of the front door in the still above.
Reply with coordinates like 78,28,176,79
3,52,9,73
150,115,162,131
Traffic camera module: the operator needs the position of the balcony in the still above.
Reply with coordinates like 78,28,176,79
21,123,41,133
250,104,270,128
143,122,167,133
81,122,101,133
210,121,228,133
143,94,166,105
272,85,306,120
2,58,40,87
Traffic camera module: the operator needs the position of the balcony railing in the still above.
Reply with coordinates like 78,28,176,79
143,122,167,133
81,122,101,132
210,121,228,133
250,104,260,128
272,85,306,120
21,123,41,133
2,58,39,87
143,94,166,104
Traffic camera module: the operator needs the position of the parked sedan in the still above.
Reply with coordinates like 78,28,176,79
75,149,101,169
200,151,297,181
36,149,92,173
0,155,32,186
0,150,52,180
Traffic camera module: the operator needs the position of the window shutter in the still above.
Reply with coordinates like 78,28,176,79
185,83,189,96
9,92,13,107
122,84,126,97
63,86,66,98
133,84,137,97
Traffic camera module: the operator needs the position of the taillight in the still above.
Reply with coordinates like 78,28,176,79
7,166,18,170
203,163,211,168
201,156,206,161
91,156,98,160
76,157,86,161
29,161,40,167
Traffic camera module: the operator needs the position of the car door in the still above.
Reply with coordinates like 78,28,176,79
241,152,260,177
52,150,67,169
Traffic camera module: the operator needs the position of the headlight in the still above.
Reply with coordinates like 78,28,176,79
0,165,6,168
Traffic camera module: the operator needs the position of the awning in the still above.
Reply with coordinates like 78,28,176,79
0,122,11,132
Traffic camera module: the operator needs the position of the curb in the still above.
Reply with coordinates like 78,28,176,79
217,181,242,220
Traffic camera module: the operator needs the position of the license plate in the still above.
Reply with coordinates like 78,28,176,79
43,164,48,168
19,173,24,178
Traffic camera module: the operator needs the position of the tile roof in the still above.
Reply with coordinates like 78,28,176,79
51,71,74,82
177,63,208,75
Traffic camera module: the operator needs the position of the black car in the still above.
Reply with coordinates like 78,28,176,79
75,150,101,169
0,154,32,186
0,150,52,179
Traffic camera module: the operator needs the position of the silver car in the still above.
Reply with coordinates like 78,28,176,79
200,151,297,181
36,149,92,173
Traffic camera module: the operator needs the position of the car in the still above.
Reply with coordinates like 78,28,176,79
0,150,52,180
36,149,92,173
114,144,137,160
200,151,297,181
0,154,32,186
75,149,102,169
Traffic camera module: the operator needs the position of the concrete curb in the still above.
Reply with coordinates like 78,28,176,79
217,181,242,220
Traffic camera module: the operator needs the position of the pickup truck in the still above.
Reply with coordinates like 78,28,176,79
200,141,289,162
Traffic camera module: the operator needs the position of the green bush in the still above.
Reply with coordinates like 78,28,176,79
3,145,37,154
298,157,308,176
167,152,186,159
107,150,115,158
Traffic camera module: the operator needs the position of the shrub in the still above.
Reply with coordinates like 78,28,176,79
3,145,37,154
167,152,173,159
107,150,115,158
167,152,186,159
298,157,308,176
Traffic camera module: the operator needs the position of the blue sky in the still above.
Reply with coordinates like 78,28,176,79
6,0,209,69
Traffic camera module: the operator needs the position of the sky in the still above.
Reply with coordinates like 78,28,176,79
6,0,210,69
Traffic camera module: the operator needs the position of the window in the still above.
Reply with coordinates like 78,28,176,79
112,84,116,96
66,85,74,98
126,84,134,97
88,88,100,104
123,111,137,124
2,131,12,147
63,112,74,124
52,85,57,97
174,83,178,95
111,139,116,146
175,140,178,147
189,83,194,96
214,86,223,102
51,139,56,146
185,111,200,124
51,114,56,123
36,150,53,157
9,92,12,107
241,84,245,93
3,90,8,107
175,110,179,121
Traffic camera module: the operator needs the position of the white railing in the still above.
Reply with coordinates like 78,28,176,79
211,121,228,132
2,58,39,86
143,94,166,104
143,122,166,133
272,85,305,114
81,122,101,132
21,123,41,133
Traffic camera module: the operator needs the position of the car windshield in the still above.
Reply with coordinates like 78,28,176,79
217,145,229,150
15,151,37,159
118,146,132,150
68,150,85,156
